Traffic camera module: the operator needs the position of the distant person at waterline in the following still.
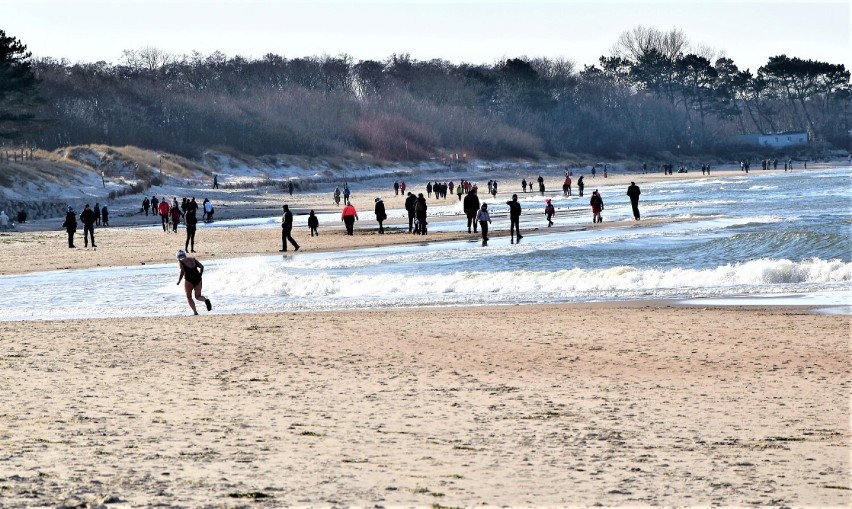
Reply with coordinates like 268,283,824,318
477,203,492,246
280,204,300,252
341,202,358,235
405,192,416,232
0,210,8,231
374,197,387,234
590,190,604,223
506,193,523,243
176,250,211,316
463,188,480,233
308,210,319,237
414,193,428,235
626,181,641,220
544,198,555,227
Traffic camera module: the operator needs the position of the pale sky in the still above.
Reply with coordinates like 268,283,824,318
5,0,850,72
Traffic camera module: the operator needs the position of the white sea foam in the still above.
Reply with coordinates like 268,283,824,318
207,257,852,300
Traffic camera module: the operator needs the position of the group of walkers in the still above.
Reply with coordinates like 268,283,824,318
61,202,110,248
140,195,212,252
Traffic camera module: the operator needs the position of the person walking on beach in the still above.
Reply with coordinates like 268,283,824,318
405,192,416,232
176,250,212,316
213,174,219,189
374,197,387,234
170,201,182,233
343,184,351,206
626,181,641,220
590,190,604,223
463,188,480,233
537,175,545,195
577,176,585,197
62,206,77,248
308,210,319,236
393,181,400,196
522,178,527,193
79,203,96,248
0,210,8,232
333,187,341,206
158,198,170,231
456,183,463,200
288,180,294,196
341,202,358,235
184,207,197,252
506,193,523,243
142,197,150,216
427,181,433,198
101,204,109,226
544,198,555,227
477,203,492,246
203,198,214,222
280,204,300,251
414,193,428,235
93,202,102,226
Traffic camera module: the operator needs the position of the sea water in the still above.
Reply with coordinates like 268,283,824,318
0,167,849,321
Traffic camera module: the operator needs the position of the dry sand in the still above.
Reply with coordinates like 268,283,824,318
0,305,848,507
0,166,849,507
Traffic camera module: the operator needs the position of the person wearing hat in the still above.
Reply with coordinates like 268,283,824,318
544,198,555,227
280,204,300,252
62,206,77,248
176,249,211,315
374,197,387,234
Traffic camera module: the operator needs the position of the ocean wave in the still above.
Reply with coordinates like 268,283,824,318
208,257,852,299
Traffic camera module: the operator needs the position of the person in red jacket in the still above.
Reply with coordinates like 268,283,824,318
341,203,358,235
158,198,170,231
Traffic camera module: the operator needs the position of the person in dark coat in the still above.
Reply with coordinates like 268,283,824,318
626,181,641,220
463,189,480,233
590,190,604,223
93,202,101,226
414,193,428,235
79,203,96,248
142,197,150,216
307,210,319,236
374,197,387,234
280,204,300,251
404,192,416,233
577,176,585,197
185,208,197,252
506,194,523,243
101,205,109,226
62,206,77,248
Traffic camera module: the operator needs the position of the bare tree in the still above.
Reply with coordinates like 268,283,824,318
612,25,689,61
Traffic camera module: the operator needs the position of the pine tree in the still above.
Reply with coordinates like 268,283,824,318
0,29,43,140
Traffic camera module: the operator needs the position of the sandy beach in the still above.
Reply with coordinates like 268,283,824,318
0,166,849,507
0,305,848,507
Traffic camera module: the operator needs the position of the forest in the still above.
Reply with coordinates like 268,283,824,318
2,26,850,160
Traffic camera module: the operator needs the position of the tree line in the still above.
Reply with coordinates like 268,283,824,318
2,26,850,160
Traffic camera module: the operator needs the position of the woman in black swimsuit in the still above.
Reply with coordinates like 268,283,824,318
176,250,212,315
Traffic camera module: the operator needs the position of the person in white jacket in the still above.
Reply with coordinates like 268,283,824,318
476,203,492,246
0,210,9,231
